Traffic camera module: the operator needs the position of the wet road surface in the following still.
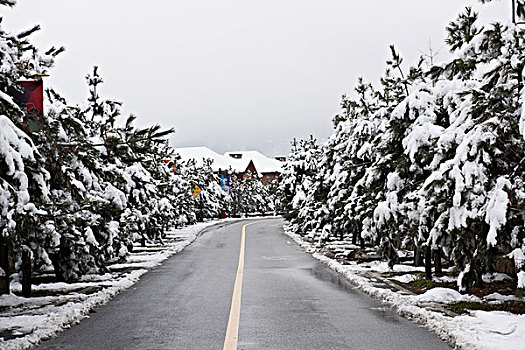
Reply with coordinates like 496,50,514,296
39,218,451,349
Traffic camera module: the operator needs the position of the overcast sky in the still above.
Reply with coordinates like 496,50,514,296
2,0,509,156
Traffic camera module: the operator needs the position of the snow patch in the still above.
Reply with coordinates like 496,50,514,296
518,271,525,289
416,287,481,303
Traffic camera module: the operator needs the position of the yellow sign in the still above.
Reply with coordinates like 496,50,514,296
191,182,202,199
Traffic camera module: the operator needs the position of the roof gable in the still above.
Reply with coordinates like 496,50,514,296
175,147,283,174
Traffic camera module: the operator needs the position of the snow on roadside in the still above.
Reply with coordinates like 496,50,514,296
0,218,248,350
284,227,525,350
391,274,419,283
483,292,522,302
416,288,481,303
346,260,425,273
0,269,148,350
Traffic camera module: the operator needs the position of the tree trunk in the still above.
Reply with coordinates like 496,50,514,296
0,239,10,295
374,235,381,248
424,245,432,280
473,264,483,289
433,249,443,277
414,245,424,267
50,253,66,282
21,250,32,297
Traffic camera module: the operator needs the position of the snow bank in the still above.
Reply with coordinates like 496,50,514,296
451,311,525,350
416,287,481,303
391,274,419,283
347,260,424,273
483,293,521,302
482,273,512,283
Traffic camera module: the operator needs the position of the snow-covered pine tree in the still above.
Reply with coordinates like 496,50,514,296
37,67,177,281
142,141,180,236
119,117,174,246
0,4,62,291
266,177,282,215
306,83,369,247
168,164,197,227
34,89,107,281
178,158,227,220
340,80,383,248
279,136,322,237
279,2,525,293
227,173,243,217
228,173,274,216
312,106,354,245
74,67,134,266
415,7,525,291
84,67,176,256
361,47,418,269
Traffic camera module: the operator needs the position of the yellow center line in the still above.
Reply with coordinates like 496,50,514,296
223,221,258,350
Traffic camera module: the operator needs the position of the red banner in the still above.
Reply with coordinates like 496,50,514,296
7,80,44,133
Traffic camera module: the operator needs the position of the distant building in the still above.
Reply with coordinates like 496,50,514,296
175,147,285,185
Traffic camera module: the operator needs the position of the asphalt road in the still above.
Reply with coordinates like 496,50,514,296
39,219,451,350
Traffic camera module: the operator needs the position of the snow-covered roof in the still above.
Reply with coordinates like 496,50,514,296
175,147,283,174
224,151,284,174
175,146,230,172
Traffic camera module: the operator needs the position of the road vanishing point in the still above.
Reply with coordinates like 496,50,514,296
39,218,451,350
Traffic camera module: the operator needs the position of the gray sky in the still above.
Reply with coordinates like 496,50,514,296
2,0,509,156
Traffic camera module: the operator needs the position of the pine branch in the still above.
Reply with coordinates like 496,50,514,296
17,24,40,39
0,0,16,8
45,46,66,57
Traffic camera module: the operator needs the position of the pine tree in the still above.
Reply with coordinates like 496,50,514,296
178,158,227,220
33,89,105,280
34,67,176,281
417,8,525,291
228,173,275,216
0,6,62,291
279,136,322,237
279,3,525,293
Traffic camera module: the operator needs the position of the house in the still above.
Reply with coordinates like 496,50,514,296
174,147,285,185
224,151,284,185
174,146,229,172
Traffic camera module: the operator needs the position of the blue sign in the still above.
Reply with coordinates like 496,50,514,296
220,174,230,195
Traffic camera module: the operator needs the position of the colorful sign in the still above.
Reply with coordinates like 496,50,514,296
191,182,202,199
220,174,230,195
164,159,177,174
7,80,44,133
